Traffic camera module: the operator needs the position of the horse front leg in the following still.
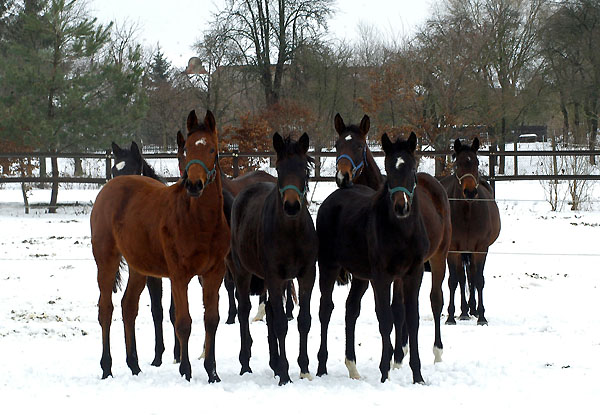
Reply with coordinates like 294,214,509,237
122,269,147,376
168,292,180,363
202,264,226,383
472,252,488,325
297,264,316,380
146,275,165,366
446,253,461,324
316,264,338,377
404,270,424,384
170,276,193,381
371,278,394,383
344,278,369,379
234,271,253,375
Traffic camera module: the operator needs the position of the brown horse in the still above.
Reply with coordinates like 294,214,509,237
332,114,451,366
176,138,296,325
439,137,500,325
91,110,230,382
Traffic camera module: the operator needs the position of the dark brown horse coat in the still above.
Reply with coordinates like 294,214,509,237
439,137,501,325
91,110,230,382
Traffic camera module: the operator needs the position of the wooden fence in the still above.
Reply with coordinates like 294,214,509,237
1,148,600,192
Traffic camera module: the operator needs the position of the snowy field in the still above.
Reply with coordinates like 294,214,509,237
1,148,599,414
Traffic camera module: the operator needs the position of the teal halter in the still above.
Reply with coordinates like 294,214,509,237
388,174,417,201
184,159,217,184
279,184,307,201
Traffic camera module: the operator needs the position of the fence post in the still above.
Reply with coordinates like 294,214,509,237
489,148,496,194
105,150,111,182
314,148,321,179
514,139,518,177
232,150,239,178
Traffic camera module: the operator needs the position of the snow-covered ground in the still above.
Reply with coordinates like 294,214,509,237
1,148,599,414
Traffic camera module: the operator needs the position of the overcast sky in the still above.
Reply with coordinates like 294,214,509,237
89,0,433,69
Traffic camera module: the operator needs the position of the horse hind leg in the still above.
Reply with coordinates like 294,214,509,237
285,280,296,321
392,280,408,368
429,254,446,363
168,292,181,363
233,271,254,375
266,279,291,386
202,266,225,383
96,255,121,379
224,271,237,324
472,253,488,325
460,253,471,320
122,268,147,376
371,279,394,383
146,276,165,366
316,264,339,377
297,265,316,380
446,253,461,325
345,278,369,379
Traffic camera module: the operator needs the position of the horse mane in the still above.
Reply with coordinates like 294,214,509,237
141,158,164,183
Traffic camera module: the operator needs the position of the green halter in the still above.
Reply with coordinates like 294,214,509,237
279,184,307,201
184,159,217,184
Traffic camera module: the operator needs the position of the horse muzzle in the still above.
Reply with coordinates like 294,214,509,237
184,178,205,197
336,169,353,188
393,197,411,219
283,199,301,217
463,187,478,200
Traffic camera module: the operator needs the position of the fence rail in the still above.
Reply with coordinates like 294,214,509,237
1,148,600,188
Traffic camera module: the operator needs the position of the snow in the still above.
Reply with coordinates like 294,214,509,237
1,148,599,414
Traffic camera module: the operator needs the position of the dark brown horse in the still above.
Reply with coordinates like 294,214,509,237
176,137,296,325
333,114,451,367
91,110,230,382
228,133,318,385
439,137,500,325
333,113,383,189
317,132,451,383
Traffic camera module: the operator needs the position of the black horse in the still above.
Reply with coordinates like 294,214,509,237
111,139,234,366
439,137,500,325
227,133,318,385
332,115,451,367
317,132,451,383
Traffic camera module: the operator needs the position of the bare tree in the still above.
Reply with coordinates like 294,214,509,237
211,0,334,107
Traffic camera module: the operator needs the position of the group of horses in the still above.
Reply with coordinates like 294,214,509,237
90,110,500,385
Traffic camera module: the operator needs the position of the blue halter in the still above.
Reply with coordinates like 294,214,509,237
184,159,217,184
336,145,368,178
279,183,308,201
388,174,417,201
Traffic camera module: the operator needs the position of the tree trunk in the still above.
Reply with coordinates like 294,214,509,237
499,117,506,174
73,157,83,176
49,155,59,214
560,99,569,141
574,102,583,145
38,156,47,189
21,182,30,214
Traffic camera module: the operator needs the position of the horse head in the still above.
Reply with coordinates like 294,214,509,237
179,109,219,198
273,132,313,217
111,141,143,177
382,132,418,219
453,137,480,199
334,113,370,188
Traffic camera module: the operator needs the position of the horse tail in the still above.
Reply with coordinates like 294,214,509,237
250,275,264,296
112,258,125,293
336,268,352,286
461,253,471,272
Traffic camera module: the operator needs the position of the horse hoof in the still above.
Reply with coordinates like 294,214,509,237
278,376,292,386
287,315,294,321
240,366,252,376
316,368,327,377
445,318,456,325
300,372,313,381
477,318,488,326
459,314,470,321
208,374,221,383
151,358,162,367
101,371,112,380
225,317,235,325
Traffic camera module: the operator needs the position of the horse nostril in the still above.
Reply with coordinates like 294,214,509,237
283,200,301,216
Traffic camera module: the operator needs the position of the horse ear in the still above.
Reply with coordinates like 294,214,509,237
408,132,417,154
130,141,142,161
186,110,199,132
111,142,122,155
359,115,370,136
177,130,185,149
381,133,393,153
334,113,345,134
273,132,285,154
471,136,480,152
204,110,216,133
454,138,462,153
298,132,309,153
